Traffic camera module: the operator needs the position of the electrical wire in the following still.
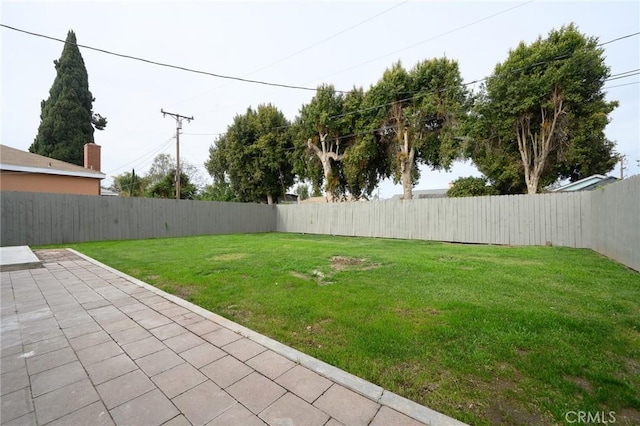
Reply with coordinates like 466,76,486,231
105,136,174,175
4,23,637,147
246,1,408,77
172,1,408,106
0,23,349,93
603,81,640,89
303,0,536,85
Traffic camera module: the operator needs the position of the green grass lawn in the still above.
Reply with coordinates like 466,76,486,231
59,233,639,425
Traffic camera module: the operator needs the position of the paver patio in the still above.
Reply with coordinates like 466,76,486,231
0,248,466,426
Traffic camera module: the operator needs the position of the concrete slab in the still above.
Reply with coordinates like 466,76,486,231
0,246,41,271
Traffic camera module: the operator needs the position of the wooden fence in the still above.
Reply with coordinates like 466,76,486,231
1,175,637,270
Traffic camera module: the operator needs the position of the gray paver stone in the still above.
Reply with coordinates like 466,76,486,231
62,321,102,339
122,336,166,359
76,340,123,366
201,328,242,347
46,401,115,426
172,380,235,426
96,369,156,409
3,411,37,426
85,353,138,385
33,378,100,424
150,323,187,341
26,346,77,375
222,338,266,362
1,354,27,373
370,406,425,426
185,320,221,336
0,387,34,423
164,332,206,353
151,362,208,398
200,355,253,389
136,348,185,377
179,343,226,369
275,365,333,403
206,403,266,426
31,361,88,397
110,389,179,426
226,372,286,414
162,414,192,426
259,392,330,426
22,335,69,357
245,350,295,380
313,384,380,426
68,330,112,351
110,326,152,346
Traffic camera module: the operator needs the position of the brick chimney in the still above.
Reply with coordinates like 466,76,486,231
84,143,101,171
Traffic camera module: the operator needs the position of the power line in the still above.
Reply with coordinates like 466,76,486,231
302,0,536,85
597,32,640,46
605,70,640,82
172,1,408,107
247,1,408,77
0,23,349,93
106,136,175,175
604,81,640,90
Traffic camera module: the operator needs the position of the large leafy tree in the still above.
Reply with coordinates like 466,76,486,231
111,169,148,197
292,85,386,201
30,30,107,166
206,104,294,204
466,24,618,194
147,153,205,189
292,85,349,202
147,169,197,200
368,59,468,200
447,176,499,197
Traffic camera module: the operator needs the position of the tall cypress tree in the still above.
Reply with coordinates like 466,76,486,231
30,30,107,166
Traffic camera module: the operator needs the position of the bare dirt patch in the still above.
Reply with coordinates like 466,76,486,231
210,253,247,261
173,285,197,300
290,256,380,286
224,304,251,323
617,407,640,425
330,256,379,271
565,375,593,394
485,399,550,426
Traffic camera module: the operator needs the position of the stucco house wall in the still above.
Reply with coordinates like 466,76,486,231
0,144,105,196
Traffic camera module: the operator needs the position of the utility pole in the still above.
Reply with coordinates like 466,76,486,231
161,109,193,200
620,154,627,180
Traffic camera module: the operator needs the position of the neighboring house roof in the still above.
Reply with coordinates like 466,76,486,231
551,174,618,192
0,144,105,179
390,188,449,200
100,188,119,196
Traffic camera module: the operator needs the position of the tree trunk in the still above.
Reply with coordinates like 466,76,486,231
266,194,274,205
516,88,566,195
322,157,335,202
400,130,415,200
307,134,344,203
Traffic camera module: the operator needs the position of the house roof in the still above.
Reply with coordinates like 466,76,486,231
390,188,449,200
0,144,105,179
551,174,618,192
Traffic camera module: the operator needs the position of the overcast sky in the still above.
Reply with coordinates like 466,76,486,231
2,1,638,199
